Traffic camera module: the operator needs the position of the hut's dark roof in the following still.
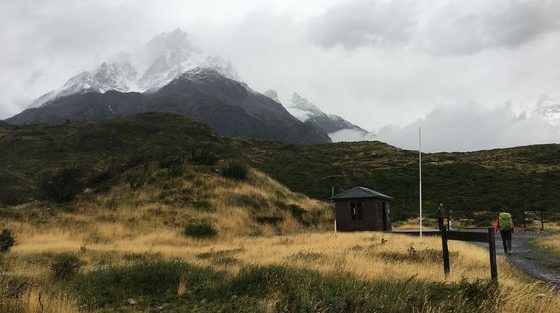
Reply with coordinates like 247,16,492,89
331,187,392,201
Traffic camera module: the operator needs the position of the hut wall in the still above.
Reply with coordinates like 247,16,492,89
335,199,388,231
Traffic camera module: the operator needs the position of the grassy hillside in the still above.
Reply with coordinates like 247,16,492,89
1,112,560,223
240,141,560,222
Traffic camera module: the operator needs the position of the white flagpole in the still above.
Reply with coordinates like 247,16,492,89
419,125,423,237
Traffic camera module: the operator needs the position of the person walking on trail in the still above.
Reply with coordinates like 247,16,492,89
494,210,514,254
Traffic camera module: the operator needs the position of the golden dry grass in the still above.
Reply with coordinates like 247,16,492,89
5,230,560,313
535,234,560,255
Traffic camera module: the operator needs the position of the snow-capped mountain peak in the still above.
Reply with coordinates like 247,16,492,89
33,29,239,106
34,60,138,107
287,92,323,119
264,90,370,140
533,95,560,126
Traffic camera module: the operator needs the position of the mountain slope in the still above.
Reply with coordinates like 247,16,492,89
264,90,371,140
6,68,330,144
1,113,560,223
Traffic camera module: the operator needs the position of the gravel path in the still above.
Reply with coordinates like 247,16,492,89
496,232,560,290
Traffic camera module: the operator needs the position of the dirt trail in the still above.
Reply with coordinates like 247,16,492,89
497,232,560,290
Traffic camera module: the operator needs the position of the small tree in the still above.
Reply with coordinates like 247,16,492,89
42,167,86,203
0,229,15,253
51,253,83,280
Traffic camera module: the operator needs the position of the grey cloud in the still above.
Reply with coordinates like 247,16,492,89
308,0,418,49
308,0,560,55
376,104,560,152
425,0,560,55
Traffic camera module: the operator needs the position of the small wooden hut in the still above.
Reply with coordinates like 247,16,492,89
332,187,393,232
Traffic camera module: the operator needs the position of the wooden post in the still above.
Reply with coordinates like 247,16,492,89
441,226,450,276
540,210,544,231
446,207,451,230
487,227,498,282
523,211,526,234
437,209,450,276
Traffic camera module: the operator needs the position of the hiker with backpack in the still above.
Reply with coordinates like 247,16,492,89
494,210,514,254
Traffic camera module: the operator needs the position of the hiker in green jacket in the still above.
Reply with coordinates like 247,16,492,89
494,210,514,254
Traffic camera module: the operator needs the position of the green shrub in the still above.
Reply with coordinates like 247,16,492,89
288,204,305,221
0,229,15,253
220,161,248,181
183,220,218,238
51,253,83,280
41,167,86,203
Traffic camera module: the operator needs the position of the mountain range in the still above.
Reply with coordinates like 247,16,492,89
7,28,558,147
6,68,330,144
8,29,368,144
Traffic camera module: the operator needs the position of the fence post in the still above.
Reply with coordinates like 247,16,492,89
540,210,544,231
437,209,450,276
441,226,450,276
523,212,526,234
487,227,498,282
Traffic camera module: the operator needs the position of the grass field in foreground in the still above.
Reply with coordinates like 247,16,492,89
2,229,559,313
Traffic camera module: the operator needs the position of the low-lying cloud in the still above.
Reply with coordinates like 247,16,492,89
329,128,376,142
376,104,560,152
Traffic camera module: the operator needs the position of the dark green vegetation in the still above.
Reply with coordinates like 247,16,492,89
61,259,499,313
1,113,559,222
0,229,15,252
219,160,249,180
183,219,218,238
50,253,83,280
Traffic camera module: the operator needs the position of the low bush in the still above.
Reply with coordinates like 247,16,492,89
51,253,83,280
288,204,305,221
183,219,218,238
220,161,248,181
41,167,86,203
0,229,15,253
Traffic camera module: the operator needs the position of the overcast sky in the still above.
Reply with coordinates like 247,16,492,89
1,0,560,151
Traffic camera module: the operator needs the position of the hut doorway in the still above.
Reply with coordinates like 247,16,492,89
382,202,388,231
